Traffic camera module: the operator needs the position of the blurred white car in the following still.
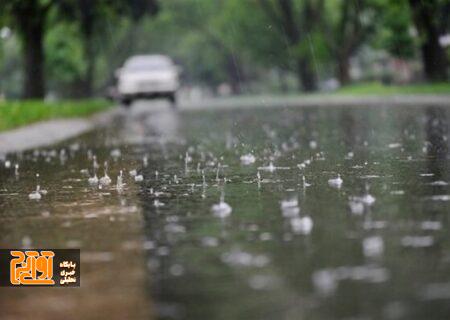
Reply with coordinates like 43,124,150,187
116,55,180,106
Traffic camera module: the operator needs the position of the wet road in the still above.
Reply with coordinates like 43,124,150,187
1,100,450,319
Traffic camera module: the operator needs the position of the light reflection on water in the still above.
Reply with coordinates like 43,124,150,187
1,103,450,319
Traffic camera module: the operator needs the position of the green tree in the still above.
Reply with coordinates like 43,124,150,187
408,0,448,81
376,0,416,59
157,0,247,93
256,0,325,91
0,0,53,98
325,0,379,85
0,0,159,99
57,0,158,97
45,21,85,97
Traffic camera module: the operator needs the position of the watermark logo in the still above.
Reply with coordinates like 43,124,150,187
1,249,80,287
10,250,55,285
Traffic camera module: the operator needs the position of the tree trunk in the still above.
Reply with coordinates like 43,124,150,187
335,0,351,86
337,54,351,85
298,59,316,92
421,36,448,82
19,4,46,99
81,36,95,97
277,69,289,93
226,54,243,94
79,0,95,97
409,0,448,81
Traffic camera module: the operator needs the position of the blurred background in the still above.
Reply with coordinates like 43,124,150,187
0,0,449,101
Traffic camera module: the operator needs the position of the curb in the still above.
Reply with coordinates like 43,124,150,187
180,94,450,110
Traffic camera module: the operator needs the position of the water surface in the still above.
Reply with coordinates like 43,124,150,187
1,102,450,320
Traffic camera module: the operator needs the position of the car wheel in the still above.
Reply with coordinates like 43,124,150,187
121,98,133,108
168,93,176,108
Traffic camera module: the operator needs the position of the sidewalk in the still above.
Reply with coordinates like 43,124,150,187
0,107,119,154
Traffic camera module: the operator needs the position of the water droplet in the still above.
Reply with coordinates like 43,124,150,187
328,174,343,188
211,201,232,218
240,153,256,165
363,236,384,257
290,216,313,234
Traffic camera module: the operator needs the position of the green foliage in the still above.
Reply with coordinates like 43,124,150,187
374,0,416,58
0,0,447,97
220,0,292,68
0,99,111,131
45,22,85,84
0,0,159,98
131,0,252,89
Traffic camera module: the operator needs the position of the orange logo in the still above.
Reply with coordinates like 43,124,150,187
10,250,55,285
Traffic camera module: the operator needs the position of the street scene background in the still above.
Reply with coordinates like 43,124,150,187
1,1,450,320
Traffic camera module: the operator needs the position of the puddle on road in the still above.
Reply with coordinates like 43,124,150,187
1,102,450,319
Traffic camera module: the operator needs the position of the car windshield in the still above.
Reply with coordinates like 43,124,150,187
124,56,172,72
